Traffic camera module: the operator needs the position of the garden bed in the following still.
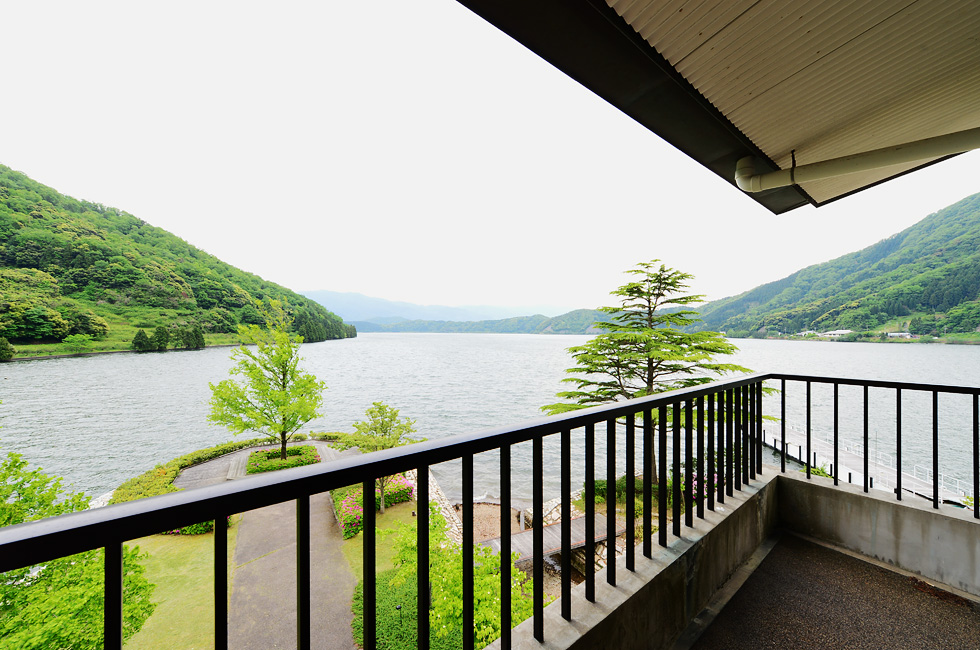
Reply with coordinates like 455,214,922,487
245,445,320,474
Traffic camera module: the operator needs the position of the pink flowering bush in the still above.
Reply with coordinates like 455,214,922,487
337,475,415,539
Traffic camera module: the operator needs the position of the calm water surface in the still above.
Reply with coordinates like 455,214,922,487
2,335,978,504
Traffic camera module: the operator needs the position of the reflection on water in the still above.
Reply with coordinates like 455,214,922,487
2,335,977,503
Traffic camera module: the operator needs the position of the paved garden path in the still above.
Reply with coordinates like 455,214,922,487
174,441,358,649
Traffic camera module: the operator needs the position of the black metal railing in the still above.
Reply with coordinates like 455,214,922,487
768,374,980,515
1,372,977,650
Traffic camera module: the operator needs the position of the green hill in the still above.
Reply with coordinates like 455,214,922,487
696,192,980,337
352,309,604,334
0,165,354,355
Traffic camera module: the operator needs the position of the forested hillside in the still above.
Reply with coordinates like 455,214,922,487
0,165,354,348
351,309,603,334
697,192,980,337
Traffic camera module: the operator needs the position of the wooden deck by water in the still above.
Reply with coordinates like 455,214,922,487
478,514,626,563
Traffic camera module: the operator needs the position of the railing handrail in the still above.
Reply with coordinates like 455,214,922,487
0,372,769,573
3,370,977,574
768,373,980,395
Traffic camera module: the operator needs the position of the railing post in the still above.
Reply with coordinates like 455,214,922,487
659,406,668,547
642,411,653,558
363,480,376,650
806,381,812,479
296,495,311,650
215,514,228,650
533,436,544,641
463,454,475,647
607,418,616,585
727,389,736,495
780,379,786,473
584,425,595,602
833,383,839,486
697,396,705,519
742,386,756,482
718,390,726,503
672,404,681,538
626,414,635,571
418,464,431,649
684,400,693,528
756,382,763,474
864,386,870,494
561,430,572,617
896,390,902,500
707,393,715,512
932,391,939,509
104,541,123,650
973,393,979,520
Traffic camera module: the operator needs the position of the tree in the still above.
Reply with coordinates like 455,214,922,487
208,301,326,460
152,325,169,351
0,449,156,648
542,260,749,480
132,328,153,352
332,401,420,512
0,337,13,361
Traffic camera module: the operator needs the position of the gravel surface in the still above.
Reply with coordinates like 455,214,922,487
692,534,980,650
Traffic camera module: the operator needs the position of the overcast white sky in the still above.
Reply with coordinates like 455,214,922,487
3,1,978,315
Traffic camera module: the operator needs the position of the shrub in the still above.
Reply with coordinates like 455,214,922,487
245,445,320,475
163,516,232,536
336,475,415,539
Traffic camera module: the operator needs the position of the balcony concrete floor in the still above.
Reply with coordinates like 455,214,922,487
690,534,980,649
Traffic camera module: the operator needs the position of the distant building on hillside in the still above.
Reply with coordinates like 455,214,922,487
888,332,913,339
819,329,853,338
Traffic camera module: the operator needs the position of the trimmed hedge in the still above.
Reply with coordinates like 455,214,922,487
109,434,310,504
245,445,320,474
336,475,415,539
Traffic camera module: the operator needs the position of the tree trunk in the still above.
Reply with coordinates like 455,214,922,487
280,436,287,460
378,478,386,514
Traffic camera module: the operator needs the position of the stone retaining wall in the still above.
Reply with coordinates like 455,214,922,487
406,468,463,545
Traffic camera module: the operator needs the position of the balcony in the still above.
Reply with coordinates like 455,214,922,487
1,372,978,649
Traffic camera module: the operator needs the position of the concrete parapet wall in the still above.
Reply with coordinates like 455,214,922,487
491,472,780,650
777,472,980,598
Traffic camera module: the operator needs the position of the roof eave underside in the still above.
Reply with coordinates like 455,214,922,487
456,0,976,215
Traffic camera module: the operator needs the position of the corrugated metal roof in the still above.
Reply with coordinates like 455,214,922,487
607,0,980,203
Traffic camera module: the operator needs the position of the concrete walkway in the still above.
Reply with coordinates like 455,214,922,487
174,440,358,650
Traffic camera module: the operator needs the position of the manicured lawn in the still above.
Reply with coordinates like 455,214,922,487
124,515,240,649
340,500,417,580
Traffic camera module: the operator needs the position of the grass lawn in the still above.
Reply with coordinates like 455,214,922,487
124,515,241,650
341,500,417,580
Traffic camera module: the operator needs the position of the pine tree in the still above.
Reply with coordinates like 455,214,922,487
542,260,750,481
131,329,152,352
0,337,14,361
152,326,169,351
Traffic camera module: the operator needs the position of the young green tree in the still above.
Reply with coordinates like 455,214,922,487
208,301,326,460
0,450,156,649
331,401,420,512
542,260,749,480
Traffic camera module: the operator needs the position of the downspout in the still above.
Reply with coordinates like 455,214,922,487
735,125,980,193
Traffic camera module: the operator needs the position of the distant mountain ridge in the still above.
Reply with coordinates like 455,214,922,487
347,309,604,335
695,192,980,336
300,289,571,323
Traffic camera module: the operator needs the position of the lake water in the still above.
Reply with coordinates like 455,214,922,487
2,335,978,505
